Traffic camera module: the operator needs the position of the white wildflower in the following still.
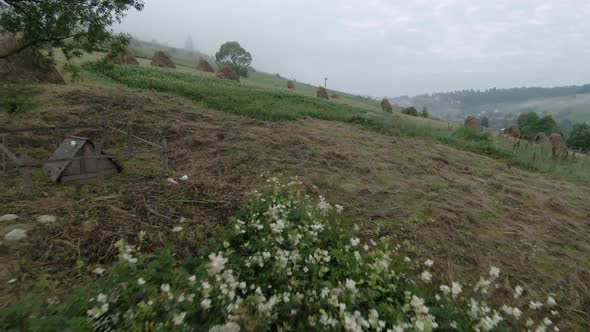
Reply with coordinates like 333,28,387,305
440,285,451,295
173,312,186,325
543,318,553,326
451,282,462,298
335,204,344,213
97,293,108,303
514,285,524,298
137,277,146,285
161,284,171,293
93,267,105,275
363,244,369,251
489,266,500,279
404,257,411,262
529,301,543,310
350,237,360,247
172,226,183,232
208,322,241,332
424,259,434,267
87,303,109,319
420,271,432,283
345,279,358,294
188,275,196,284
354,251,361,261
201,298,212,310
208,252,228,276
546,296,557,307
4,229,27,241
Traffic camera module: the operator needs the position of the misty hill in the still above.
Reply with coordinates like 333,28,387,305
393,85,590,128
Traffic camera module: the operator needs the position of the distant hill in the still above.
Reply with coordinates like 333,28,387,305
392,85,590,130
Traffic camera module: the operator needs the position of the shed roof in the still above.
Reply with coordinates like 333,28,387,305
43,136,121,182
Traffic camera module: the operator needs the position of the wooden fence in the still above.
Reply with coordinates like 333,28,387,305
0,124,168,195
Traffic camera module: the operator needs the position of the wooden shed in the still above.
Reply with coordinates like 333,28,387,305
43,136,122,183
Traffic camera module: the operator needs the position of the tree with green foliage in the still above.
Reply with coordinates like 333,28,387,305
215,41,252,77
567,123,590,152
0,0,144,60
517,112,561,138
421,107,429,118
481,116,489,128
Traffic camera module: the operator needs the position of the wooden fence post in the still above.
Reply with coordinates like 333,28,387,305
1,135,5,173
54,127,61,148
161,139,169,172
20,153,32,196
127,125,133,154
95,144,104,187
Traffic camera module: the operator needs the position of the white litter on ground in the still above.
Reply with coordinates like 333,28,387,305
37,215,57,224
166,178,179,185
0,214,18,222
4,229,28,241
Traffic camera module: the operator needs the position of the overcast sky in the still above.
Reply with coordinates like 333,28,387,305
117,0,590,97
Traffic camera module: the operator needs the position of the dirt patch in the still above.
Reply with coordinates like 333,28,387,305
216,66,240,81
150,51,176,68
2,84,590,328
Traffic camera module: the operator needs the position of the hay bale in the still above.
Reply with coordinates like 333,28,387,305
197,58,214,73
150,51,176,68
317,86,329,99
402,106,419,117
287,80,295,90
464,116,482,131
0,37,65,84
506,125,520,138
106,47,139,65
533,132,548,143
548,133,568,159
216,65,240,82
381,98,393,112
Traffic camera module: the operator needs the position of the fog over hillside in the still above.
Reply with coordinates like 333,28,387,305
116,0,590,96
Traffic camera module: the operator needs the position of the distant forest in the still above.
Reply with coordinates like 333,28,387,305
392,84,590,129
395,85,590,109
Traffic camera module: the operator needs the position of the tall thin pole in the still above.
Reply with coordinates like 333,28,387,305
324,77,328,89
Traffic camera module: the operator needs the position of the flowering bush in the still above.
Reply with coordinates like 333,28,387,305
4,178,560,331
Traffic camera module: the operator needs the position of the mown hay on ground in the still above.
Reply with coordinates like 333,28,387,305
216,66,240,82
464,116,482,131
150,51,176,68
381,98,393,112
401,106,418,117
317,86,329,99
197,58,214,73
287,80,295,90
0,37,65,84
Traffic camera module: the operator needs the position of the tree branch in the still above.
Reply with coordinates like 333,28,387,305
0,32,86,59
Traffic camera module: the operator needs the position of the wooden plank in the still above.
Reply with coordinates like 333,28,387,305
106,126,161,148
0,125,102,134
0,142,20,164
1,136,5,172
20,153,32,196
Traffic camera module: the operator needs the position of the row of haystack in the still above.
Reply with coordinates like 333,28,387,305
465,118,570,159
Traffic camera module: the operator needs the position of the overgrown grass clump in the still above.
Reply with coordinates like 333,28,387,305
1,178,560,331
85,62,369,122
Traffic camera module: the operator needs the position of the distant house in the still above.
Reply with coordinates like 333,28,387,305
43,136,122,183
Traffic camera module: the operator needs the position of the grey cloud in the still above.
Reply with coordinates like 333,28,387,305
117,0,590,96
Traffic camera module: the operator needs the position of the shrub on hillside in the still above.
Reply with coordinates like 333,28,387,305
567,123,590,152
2,178,560,331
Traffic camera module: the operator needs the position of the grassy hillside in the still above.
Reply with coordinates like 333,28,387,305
1,84,589,329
